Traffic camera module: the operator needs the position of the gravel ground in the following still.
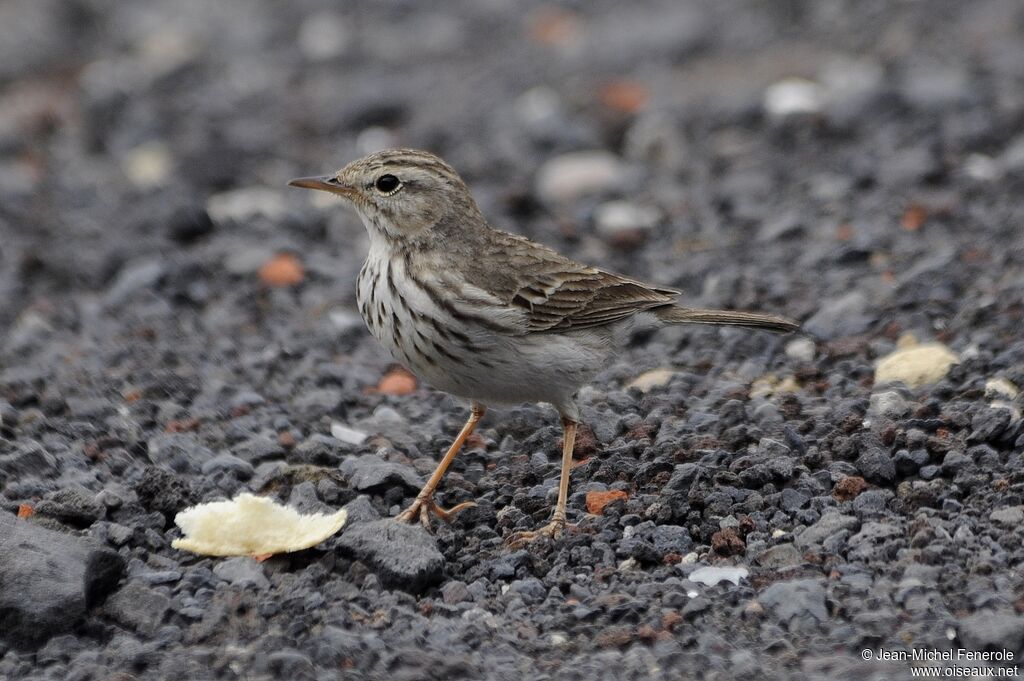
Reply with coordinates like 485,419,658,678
2,1,1024,679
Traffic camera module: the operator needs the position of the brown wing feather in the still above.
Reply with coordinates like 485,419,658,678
468,230,679,333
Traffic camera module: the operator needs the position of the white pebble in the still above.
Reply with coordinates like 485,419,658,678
593,200,661,237
535,151,625,204
784,337,816,362
356,126,398,156
122,142,173,188
963,153,1001,181
688,565,749,586
298,12,351,61
207,187,288,224
330,422,368,445
515,86,565,129
764,78,823,118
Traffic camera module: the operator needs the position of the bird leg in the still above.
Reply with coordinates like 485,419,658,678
397,403,485,530
505,416,577,548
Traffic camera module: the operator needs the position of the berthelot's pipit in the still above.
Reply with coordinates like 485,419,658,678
290,149,799,543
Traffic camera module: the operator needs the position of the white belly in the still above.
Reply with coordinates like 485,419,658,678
355,248,611,414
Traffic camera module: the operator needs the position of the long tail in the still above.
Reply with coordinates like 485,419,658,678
654,305,800,333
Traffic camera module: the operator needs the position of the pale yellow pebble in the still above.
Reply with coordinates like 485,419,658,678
985,377,1019,400
122,142,173,188
627,368,675,392
875,342,959,388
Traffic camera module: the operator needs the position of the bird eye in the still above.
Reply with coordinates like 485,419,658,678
374,174,401,194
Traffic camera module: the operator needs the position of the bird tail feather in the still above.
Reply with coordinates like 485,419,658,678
654,306,800,333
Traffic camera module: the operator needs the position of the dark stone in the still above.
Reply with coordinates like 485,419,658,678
803,291,873,340
855,447,895,484
796,513,860,549
33,488,105,528
0,441,56,480
233,436,286,465
102,582,171,637
969,407,1011,443
940,450,970,475
342,495,382,524
755,543,802,569
0,512,125,647
266,649,317,681
213,558,269,589
682,596,711,619
780,488,810,512
147,433,214,474
201,453,255,479
508,578,546,605
340,454,422,492
167,203,215,244
651,524,693,554
893,449,928,477
958,611,1024,655
441,580,471,605
758,579,828,629
664,463,700,491
336,520,444,592
133,466,199,520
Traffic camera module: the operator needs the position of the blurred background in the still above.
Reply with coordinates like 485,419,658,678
2,0,1022,347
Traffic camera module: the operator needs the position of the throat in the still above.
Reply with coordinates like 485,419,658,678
361,213,403,249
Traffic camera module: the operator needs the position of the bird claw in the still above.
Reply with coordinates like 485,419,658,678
397,496,476,531
504,518,572,549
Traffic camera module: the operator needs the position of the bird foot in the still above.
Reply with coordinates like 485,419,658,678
504,518,572,549
396,495,476,531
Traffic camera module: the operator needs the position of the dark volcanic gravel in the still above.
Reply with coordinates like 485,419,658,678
2,1,1024,680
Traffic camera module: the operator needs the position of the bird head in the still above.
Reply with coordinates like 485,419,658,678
289,148,479,243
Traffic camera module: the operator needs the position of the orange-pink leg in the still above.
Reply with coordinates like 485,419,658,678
505,416,577,547
397,403,485,530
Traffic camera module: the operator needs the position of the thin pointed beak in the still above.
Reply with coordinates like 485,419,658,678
287,175,356,196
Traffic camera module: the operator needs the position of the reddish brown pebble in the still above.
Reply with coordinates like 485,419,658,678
599,80,649,114
711,527,745,556
833,475,868,501
258,253,304,287
636,624,659,642
527,7,579,46
17,503,34,518
570,422,599,457
377,368,417,395
586,490,628,514
464,433,487,451
165,418,200,433
594,626,633,649
901,203,927,231
661,611,684,631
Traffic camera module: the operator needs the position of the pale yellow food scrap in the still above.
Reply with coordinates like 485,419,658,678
874,343,959,388
172,493,347,556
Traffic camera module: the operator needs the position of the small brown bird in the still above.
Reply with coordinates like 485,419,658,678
290,149,798,543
